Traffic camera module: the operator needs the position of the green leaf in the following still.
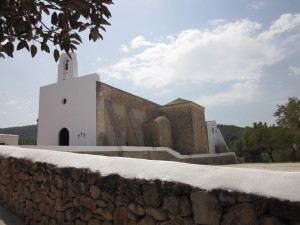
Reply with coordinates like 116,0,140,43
23,41,29,51
51,12,58,25
54,49,59,62
5,42,14,57
17,42,24,50
41,43,50,53
30,45,37,57
79,25,87,32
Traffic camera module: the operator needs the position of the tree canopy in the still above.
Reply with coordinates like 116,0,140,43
0,0,113,61
274,97,300,129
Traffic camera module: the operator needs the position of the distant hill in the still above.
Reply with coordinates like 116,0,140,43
0,123,244,147
218,124,245,142
0,125,37,145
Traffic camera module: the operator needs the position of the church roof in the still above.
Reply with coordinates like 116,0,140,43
162,98,204,110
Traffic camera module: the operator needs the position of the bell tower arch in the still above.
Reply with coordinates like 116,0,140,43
57,53,78,82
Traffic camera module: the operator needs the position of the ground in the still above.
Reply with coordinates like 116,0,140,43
221,162,300,172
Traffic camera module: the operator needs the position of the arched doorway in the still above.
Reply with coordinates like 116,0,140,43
59,128,69,146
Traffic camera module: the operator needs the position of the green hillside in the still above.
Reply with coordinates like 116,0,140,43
0,123,243,147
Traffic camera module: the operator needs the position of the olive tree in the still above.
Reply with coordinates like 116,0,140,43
274,97,300,161
0,0,113,61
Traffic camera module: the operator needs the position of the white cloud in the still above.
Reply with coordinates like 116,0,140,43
18,101,32,110
0,111,7,116
120,44,130,53
131,36,154,49
289,65,300,75
197,81,259,107
101,18,284,89
98,14,300,106
154,89,172,96
5,100,17,105
208,19,226,26
259,14,300,40
248,1,265,9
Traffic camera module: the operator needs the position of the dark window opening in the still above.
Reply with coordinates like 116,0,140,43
64,60,69,70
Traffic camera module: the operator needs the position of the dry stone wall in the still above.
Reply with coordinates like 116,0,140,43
0,156,300,225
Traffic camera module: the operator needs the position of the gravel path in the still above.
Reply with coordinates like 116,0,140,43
221,162,300,172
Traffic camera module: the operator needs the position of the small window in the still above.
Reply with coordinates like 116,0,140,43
62,98,67,104
212,128,214,134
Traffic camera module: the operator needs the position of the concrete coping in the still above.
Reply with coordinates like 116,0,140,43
20,145,236,160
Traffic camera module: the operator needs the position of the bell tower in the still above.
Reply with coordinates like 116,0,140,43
57,53,78,82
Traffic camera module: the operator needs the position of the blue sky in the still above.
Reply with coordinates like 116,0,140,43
1,0,300,128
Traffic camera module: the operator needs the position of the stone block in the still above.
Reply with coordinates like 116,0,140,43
66,208,78,221
145,207,168,221
219,192,236,206
56,211,65,224
259,216,284,225
73,196,96,211
163,195,181,214
55,175,64,189
71,169,82,181
137,215,156,225
102,221,114,225
80,207,93,221
270,200,300,221
169,213,184,225
143,182,162,207
221,203,258,225
41,216,50,225
114,207,128,225
182,217,195,225
90,185,101,199
160,220,175,225
190,191,222,225
75,219,85,225
88,219,101,225
96,199,107,207
95,202,115,221
128,203,145,216
49,218,58,225
180,196,192,217
116,195,130,207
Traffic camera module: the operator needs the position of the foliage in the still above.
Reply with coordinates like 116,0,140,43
19,138,37,145
219,98,300,162
274,97,300,162
274,97,300,129
0,0,113,61
217,124,245,151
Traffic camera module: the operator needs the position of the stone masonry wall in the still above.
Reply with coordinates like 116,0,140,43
1,156,300,225
96,82,159,146
190,106,209,155
157,105,195,155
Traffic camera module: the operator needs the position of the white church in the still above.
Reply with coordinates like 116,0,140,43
37,53,228,156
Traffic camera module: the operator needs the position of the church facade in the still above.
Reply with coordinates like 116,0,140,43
37,53,227,155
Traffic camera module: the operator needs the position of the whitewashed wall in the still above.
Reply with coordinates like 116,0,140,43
0,134,19,145
206,120,227,153
37,74,99,146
